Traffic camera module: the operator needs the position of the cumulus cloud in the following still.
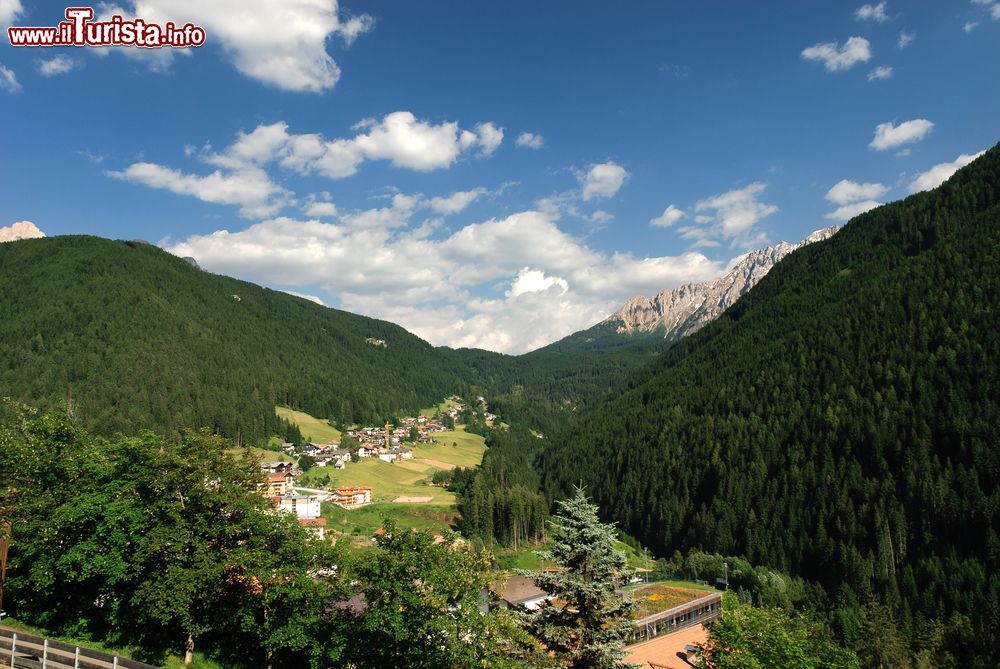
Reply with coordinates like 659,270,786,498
109,114,504,217
579,162,628,201
0,0,23,29
426,188,486,215
166,207,725,353
856,2,889,22
302,201,338,218
38,55,78,77
472,122,504,157
867,65,893,81
0,64,21,93
107,163,292,218
869,118,933,151
95,0,373,91
516,132,544,149
826,200,882,221
801,36,872,72
825,179,888,206
282,290,326,305
854,2,889,23
650,204,685,228
507,268,568,298
0,221,45,242
897,31,915,47
908,151,986,193
682,183,778,248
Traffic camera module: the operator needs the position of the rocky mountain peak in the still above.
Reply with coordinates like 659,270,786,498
605,225,839,339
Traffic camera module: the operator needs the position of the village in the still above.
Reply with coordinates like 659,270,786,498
258,396,494,541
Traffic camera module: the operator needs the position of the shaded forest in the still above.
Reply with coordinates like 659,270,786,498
540,143,1000,663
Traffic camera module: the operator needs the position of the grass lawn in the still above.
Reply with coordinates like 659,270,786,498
275,406,342,443
323,502,459,538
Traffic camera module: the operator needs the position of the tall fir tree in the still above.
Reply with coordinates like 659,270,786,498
522,488,638,669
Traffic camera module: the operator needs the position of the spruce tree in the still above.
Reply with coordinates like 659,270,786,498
522,487,638,669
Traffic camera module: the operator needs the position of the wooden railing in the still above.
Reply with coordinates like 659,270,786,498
0,628,160,669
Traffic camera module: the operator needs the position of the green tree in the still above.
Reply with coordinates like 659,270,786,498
522,488,637,669
701,594,860,669
345,521,549,669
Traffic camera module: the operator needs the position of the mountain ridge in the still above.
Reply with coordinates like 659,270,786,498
605,224,840,339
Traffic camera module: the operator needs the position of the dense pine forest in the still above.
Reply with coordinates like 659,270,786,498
540,144,1000,664
0,236,477,441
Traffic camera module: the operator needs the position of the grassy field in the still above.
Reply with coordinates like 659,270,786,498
419,397,462,417
297,457,457,503
226,445,291,463
323,502,460,538
295,426,487,504
275,406,342,443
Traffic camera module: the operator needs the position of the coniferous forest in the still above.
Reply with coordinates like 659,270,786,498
540,143,1000,664
0,236,475,440
2,144,999,667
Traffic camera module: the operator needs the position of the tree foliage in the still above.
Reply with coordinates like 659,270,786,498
701,593,860,669
522,488,637,669
344,521,550,669
0,403,347,667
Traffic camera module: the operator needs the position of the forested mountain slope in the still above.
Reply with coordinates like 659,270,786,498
540,144,1000,656
0,236,472,441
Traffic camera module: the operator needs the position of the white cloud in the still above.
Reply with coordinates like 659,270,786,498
869,118,933,151
964,20,980,32
856,2,889,22
302,201,338,218
825,179,888,205
507,268,568,298
867,65,893,80
38,55,77,77
166,207,725,354
0,0,23,29
907,151,985,193
0,221,45,242
650,204,685,228
473,122,504,157
588,210,614,224
801,36,872,72
897,31,915,47
111,114,503,216
107,163,291,218
0,64,21,93
516,132,544,149
826,200,882,221
282,290,326,305
688,183,778,247
98,0,373,92
426,188,486,215
579,162,628,201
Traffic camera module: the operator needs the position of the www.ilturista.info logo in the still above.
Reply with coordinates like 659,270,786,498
7,7,206,48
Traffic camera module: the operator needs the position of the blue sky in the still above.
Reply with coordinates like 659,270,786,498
1,1,998,352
